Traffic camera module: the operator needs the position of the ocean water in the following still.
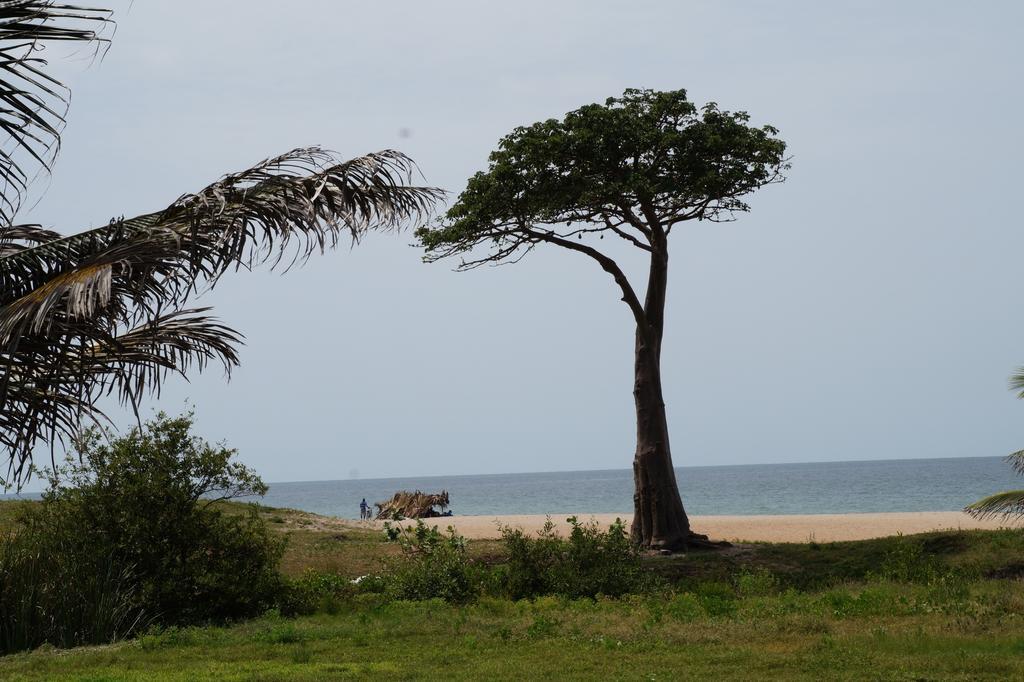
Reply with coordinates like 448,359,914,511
256,456,1016,520
4,456,1016,520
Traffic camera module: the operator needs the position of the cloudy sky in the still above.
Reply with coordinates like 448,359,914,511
20,1,1024,486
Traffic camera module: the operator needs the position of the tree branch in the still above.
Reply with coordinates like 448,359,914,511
613,201,652,239
546,221,653,252
602,217,652,251
524,226,649,336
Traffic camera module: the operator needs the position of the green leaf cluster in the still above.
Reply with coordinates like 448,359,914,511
417,88,788,260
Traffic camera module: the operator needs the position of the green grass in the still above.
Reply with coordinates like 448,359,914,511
651,528,1024,590
1,589,1023,680
0,499,33,532
3,499,1024,680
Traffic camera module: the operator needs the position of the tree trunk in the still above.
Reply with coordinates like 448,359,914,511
629,330,694,549
629,237,716,550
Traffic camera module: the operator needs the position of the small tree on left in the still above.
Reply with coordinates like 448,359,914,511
0,411,282,653
0,3,443,485
21,411,283,625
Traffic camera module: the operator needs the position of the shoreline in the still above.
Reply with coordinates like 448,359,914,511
386,511,1015,543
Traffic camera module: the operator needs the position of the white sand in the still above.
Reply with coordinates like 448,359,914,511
390,511,1013,543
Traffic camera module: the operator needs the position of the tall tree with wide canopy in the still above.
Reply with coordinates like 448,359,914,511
0,2,443,485
418,89,787,549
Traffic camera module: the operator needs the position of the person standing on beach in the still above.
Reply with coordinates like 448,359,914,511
360,498,368,520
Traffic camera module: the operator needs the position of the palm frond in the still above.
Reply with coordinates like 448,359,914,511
1010,368,1024,399
1,308,241,484
0,147,443,485
0,147,442,316
0,2,111,226
1004,449,1024,477
0,223,58,256
964,489,1024,521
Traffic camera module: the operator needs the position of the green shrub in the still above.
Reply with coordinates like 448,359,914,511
497,516,650,600
279,570,360,616
872,537,941,583
11,411,284,632
870,537,976,612
380,521,481,603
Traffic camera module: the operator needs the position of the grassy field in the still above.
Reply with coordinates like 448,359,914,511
2,501,1023,680
1,592,1023,681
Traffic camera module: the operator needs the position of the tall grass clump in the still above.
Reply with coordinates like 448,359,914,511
0,529,144,654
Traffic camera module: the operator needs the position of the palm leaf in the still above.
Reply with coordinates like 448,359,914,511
0,2,111,226
0,308,241,483
1005,448,1024,477
0,223,59,254
1010,369,1024,399
0,147,443,484
0,148,440,314
964,490,1024,521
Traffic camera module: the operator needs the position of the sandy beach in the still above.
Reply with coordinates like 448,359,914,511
393,511,1014,543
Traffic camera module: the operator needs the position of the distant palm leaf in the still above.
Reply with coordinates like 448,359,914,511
1010,369,1024,399
0,147,443,484
0,1,110,226
964,490,1024,520
1006,448,1024,476
964,448,1024,521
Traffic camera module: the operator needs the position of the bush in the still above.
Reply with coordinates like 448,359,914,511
497,516,650,599
872,538,942,583
869,537,976,610
379,521,481,603
279,570,359,616
7,411,284,641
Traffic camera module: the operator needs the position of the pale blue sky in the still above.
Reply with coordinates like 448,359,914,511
19,1,1024,487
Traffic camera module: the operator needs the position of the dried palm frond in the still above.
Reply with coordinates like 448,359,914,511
0,1,111,226
0,147,443,485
